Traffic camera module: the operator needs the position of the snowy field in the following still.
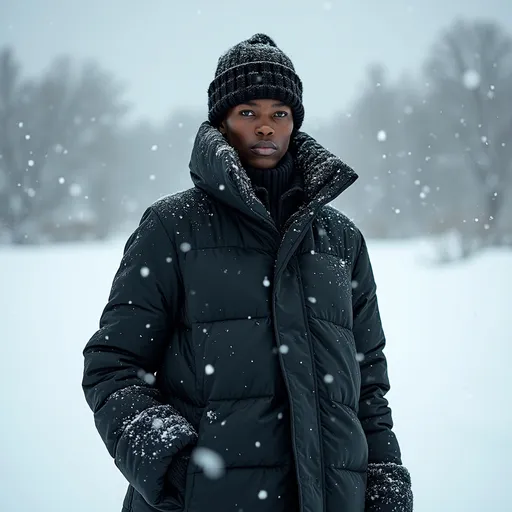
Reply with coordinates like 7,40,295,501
1,237,510,512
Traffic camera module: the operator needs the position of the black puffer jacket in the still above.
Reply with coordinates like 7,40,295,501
82,122,412,512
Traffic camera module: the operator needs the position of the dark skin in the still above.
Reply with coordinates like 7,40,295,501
219,98,294,169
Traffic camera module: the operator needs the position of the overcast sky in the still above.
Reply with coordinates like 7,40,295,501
1,0,511,124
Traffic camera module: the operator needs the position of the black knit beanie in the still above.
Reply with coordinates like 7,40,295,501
208,33,304,130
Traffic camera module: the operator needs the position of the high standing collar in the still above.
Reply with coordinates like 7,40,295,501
189,121,358,224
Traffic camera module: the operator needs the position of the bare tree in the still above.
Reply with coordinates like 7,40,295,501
335,64,426,238
0,48,27,236
425,20,512,253
0,47,128,243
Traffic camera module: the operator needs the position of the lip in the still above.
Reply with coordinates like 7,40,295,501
250,140,278,156
250,147,277,156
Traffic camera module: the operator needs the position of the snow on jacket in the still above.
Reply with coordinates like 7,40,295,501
82,121,413,512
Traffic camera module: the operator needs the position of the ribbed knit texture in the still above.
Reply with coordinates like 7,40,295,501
208,34,304,130
245,152,304,230
165,444,194,499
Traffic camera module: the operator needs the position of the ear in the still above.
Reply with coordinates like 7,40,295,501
219,121,227,135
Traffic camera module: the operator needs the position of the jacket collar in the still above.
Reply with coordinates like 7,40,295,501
189,121,358,228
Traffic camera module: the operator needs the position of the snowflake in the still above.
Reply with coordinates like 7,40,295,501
192,447,225,479
462,69,481,90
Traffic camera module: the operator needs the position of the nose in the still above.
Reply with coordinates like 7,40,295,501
256,125,274,137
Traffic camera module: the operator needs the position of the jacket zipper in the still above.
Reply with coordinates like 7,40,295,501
271,292,304,512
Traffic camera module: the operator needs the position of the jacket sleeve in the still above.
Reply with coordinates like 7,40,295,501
82,206,197,510
351,232,413,512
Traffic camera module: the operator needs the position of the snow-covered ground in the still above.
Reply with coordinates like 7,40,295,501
1,238,510,512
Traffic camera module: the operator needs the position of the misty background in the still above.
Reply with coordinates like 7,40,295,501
1,0,511,258
1,2,512,512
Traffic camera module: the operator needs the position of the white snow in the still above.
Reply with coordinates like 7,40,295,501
324,374,334,384
377,130,387,142
137,368,156,385
462,69,481,90
191,447,225,479
258,490,268,500
0,239,510,511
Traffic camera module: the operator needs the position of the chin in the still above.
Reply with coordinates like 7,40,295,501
246,155,280,170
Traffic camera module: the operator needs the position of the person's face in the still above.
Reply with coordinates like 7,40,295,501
219,98,294,169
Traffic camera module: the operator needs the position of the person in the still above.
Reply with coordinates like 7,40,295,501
82,33,413,512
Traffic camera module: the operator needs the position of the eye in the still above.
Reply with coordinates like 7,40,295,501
274,111,289,118
239,110,255,117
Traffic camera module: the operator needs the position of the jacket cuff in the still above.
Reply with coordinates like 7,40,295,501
115,404,198,508
166,445,194,496
365,463,413,512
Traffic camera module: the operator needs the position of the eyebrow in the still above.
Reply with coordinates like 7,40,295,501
243,101,288,108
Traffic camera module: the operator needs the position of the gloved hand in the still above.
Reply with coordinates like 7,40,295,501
365,463,413,511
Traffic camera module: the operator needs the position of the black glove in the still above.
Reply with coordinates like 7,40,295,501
365,463,413,511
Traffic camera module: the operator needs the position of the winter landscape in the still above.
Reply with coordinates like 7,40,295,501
1,239,511,511
1,1,511,511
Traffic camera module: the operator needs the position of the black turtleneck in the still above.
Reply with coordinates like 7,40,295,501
244,152,299,229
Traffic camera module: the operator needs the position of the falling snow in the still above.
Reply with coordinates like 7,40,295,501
192,447,225,479
137,368,156,385
462,69,481,90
